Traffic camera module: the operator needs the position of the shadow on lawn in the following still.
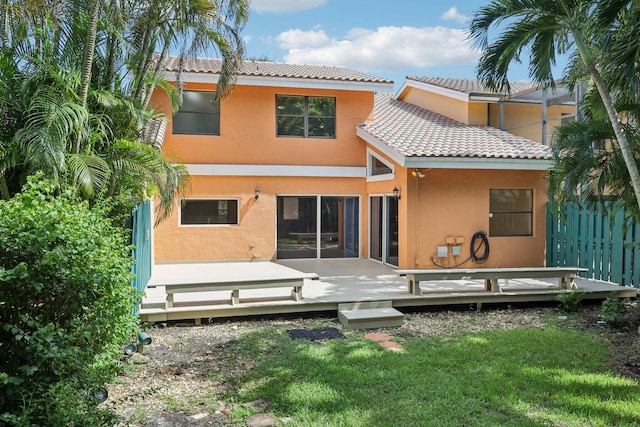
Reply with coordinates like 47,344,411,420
224,326,640,426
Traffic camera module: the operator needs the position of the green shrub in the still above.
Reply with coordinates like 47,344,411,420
600,297,630,327
554,290,584,312
0,175,139,425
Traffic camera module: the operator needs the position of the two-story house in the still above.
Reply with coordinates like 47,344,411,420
150,58,574,270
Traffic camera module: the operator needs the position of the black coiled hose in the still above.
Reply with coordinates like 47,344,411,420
470,230,490,264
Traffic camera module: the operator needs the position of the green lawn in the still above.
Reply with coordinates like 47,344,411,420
223,326,640,426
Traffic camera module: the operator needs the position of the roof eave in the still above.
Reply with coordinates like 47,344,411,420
403,156,554,170
394,78,470,102
162,71,395,92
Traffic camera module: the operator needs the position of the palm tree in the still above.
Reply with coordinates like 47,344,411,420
0,0,249,221
596,0,640,93
467,0,640,215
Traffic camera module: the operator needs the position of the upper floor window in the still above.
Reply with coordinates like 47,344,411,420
180,199,238,225
489,189,533,237
173,91,220,135
276,95,336,138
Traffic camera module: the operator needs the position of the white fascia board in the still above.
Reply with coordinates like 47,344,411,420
403,157,554,171
162,72,394,93
356,127,406,166
394,79,470,102
186,164,366,177
469,95,502,103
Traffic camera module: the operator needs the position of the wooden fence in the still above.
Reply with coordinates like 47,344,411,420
130,201,152,294
546,202,640,287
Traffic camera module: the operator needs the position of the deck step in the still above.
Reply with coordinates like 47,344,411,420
338,301,404,330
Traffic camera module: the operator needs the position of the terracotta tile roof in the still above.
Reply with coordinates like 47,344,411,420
406,76,535,96
163,56,393,84
359,94,552,160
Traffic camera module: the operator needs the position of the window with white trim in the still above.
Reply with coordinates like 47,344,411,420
489,189,533,236
370,156,392,176
276,95,336,138
173,91,220,135
180,199,238,225
366,150,394,180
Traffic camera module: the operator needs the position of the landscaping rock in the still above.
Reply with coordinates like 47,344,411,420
246,412,276,427
379,341,403,351
242,398,272,412
127,353,151,364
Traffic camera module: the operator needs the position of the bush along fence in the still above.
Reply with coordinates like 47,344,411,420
546,202,640,287
130,200,152,294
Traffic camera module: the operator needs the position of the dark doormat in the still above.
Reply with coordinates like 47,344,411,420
287,327,345,341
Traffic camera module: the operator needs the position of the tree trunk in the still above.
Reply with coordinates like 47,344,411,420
76,0,100,154
79,0,100,108
0,175,9,200
0,0,9,47
589,65,640,213
572,31,640,213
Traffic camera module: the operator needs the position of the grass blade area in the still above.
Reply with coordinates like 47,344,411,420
226,327,640,426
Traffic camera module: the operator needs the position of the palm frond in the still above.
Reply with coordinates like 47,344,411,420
66,152,110,197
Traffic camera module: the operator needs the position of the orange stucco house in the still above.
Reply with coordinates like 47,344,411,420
150,58,575,270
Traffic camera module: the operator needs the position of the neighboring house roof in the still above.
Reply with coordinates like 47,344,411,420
356,94,553,170
406,76,535,97
162,56,394,92
400,76,574,105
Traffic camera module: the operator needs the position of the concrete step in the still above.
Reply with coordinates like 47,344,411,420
338,301,404,330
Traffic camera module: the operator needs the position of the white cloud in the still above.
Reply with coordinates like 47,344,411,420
251,0,327,13
275,26,479,72
275,29,331,49
440,7,469,25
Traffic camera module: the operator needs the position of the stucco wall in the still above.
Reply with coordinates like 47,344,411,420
150,82,376,262
398,87,470,124
401,168,548,269
488,103,575,144
152,83,374,166
153,175,369,262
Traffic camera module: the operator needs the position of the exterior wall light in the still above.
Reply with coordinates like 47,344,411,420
393,186,401,200
255,187,260,200
412,169,426,178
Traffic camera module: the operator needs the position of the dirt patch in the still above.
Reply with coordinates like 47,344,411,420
106,302,640,426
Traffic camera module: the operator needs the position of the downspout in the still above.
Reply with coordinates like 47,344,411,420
415,175,419,267
541,89,548,145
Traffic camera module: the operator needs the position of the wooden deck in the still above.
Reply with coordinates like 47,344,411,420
139,259,638,323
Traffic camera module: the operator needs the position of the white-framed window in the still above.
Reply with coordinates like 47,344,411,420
489,189,533,236
366,148,395,181
276,95,336,138
173,91,220,135
180,199,238,225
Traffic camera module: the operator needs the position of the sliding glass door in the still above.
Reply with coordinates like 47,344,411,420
277,196,359,259
369,195,398,266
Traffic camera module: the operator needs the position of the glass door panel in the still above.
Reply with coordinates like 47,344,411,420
343,197,359,257
370,196,383,262
369,195,398,266
277,196,317,259
386,196,399,266
320,196,359,258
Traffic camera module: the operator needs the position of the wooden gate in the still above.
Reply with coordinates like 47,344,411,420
131,201,152,293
